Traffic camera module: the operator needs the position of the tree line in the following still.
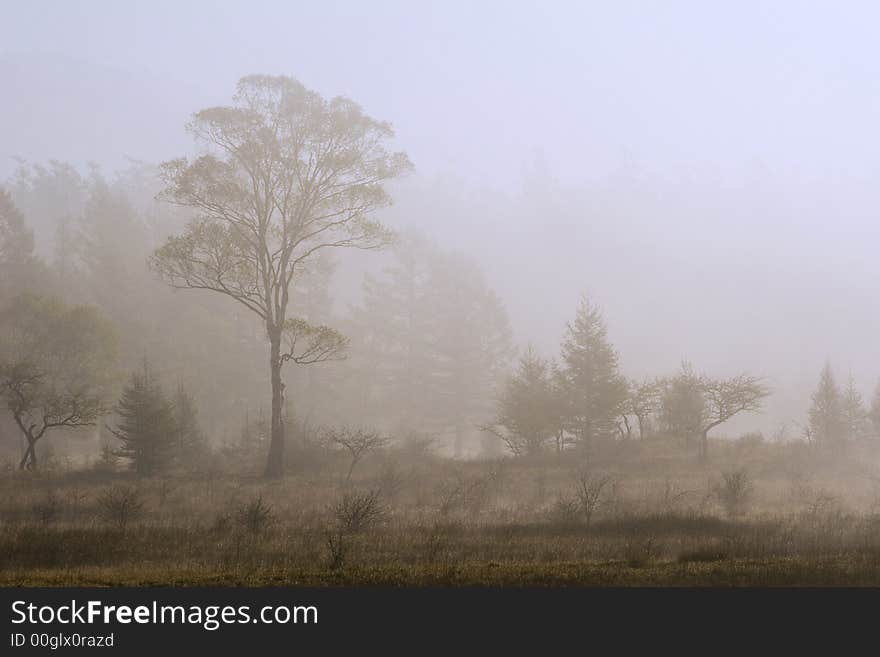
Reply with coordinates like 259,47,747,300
1,73,875,476
485,299,770,460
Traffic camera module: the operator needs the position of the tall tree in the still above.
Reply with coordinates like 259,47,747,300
151,75,411,477
427,252,513,456
8,160,86,279
0,188,44,302
0,295,117,469
807,362,844,449
344,234,512,454
558,297,628,451
344,233,438,432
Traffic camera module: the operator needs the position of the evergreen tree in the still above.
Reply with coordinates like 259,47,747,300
869,380,880,438
559,297,628,449
807,362,844,449
345,233,513,455
345,233,438,433
841,375,868,441
427,251,513,456
171,384,206,467
0,188,45,302
488,347,557,456
110,361,174,476
658,363,706,445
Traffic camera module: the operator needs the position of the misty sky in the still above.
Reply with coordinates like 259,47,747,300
6,1,880,183
4,1,880,435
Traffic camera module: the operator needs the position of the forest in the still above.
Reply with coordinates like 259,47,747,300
4,72,880,585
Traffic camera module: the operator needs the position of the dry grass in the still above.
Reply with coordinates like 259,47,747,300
3,436,880,586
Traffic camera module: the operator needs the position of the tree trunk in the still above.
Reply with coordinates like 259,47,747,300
264,327,285,478
19,436,37,470
699,429,709,462
346,457,358,484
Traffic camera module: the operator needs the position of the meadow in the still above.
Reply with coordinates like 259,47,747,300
4,435,880,586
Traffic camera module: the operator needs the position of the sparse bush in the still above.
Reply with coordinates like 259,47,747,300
235,496,274,534
550,494,581,525
436,471,493,519
97,485,144,530
575,473,612,526
333,489,385,533
654,479,695,514
324,530,348,570
714,469,752,519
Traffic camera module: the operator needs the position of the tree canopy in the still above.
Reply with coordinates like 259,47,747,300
151,75,412,477
0,294,117,469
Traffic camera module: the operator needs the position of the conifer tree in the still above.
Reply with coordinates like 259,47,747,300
559,297,628,450
486,347,558,456
171,384,206,467
869,380,880,438
0,188,43,302
807,362,844,449
110,361,174,476
841,375,868,441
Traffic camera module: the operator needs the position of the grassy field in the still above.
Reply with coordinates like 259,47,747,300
3,436,880,586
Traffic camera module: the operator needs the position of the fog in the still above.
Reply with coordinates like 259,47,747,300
10,2,880,591
4,1,880,443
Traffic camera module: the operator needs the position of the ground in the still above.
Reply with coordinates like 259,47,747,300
3,435,880,586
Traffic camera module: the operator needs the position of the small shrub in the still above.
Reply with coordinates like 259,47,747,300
97,485,144,530
333,489,384,533
235,496,274,534
714,469,752,519
575,473,612,526
549,494,581,526
325,530,348,570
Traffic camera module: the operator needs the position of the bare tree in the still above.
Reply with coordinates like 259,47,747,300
625,377,662,440
0,295,116,469
151,75,411,477
324,427,388,483
698,374,770,460
575,473,612,527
